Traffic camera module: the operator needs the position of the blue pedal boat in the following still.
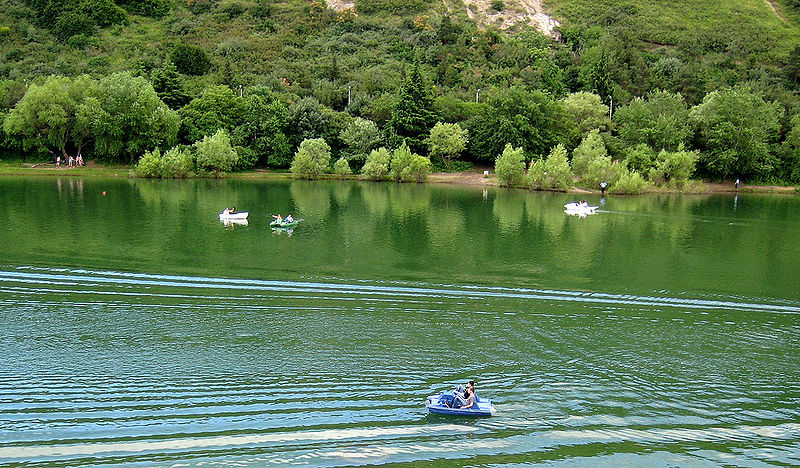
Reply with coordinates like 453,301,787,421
426,387,496,417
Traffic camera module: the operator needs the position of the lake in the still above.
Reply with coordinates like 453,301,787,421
1,176,799,466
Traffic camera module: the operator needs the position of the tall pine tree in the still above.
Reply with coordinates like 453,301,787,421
389,63,436,154
151,60,190,110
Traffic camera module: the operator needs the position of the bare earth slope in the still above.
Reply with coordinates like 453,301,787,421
323,0,561,38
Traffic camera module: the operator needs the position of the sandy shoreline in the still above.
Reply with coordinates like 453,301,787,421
1,163,797,195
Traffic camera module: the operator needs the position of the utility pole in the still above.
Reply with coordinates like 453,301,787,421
476,88,481,103
239,84,243,97
348,85,351,106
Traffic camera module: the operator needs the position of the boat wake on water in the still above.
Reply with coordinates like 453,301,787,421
1,265,799,466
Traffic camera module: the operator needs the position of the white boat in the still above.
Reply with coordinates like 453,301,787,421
564,202,599,217
219,211,249,220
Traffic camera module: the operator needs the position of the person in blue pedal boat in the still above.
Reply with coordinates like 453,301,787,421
460,380,476,409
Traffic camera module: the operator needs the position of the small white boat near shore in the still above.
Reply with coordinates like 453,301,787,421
564,202,599,217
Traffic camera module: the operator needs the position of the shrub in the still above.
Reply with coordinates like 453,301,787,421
649,149,698,188
81,0,128,27
571,129,606,177
402,155,432,182
492,0,504,11
67,34,91,49
171,43,211,76
194,129,238,174
542,144,573,190
582,155,620,187
135,149,162,177
361,147,391,180
427,122,468,170
495,143,525,187
291,138,331,179
624,144,656,174
161,146,194,177
527,158,546,189
611,168,650,194
118,0,171,18
135,146,193,178
333,157,352,175
355,0,427,14
390,142,416,182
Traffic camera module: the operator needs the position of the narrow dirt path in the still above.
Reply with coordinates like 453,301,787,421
764,0,787,23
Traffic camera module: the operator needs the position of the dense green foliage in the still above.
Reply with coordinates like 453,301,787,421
333,157,352,175
291,137,331,179
194,129,238,175
495,143,525,187
362,147,392,180
0,0,799,184
427,122,467,170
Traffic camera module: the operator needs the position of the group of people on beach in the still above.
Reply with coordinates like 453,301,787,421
55,153,84,168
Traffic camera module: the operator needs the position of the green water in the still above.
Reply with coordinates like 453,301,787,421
1,176,799,466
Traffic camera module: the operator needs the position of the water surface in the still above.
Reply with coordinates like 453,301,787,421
1,177,799,466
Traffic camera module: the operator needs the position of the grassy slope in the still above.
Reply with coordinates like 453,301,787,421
544,0,800,60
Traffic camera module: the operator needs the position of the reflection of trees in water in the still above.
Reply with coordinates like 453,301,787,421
360,182,390,217
426,206,465,249
134,179,196,211
525,192,567,238
388,184,431,219
492,189,524,232
331,182,353,206
290,181,331,219
360,183,433,220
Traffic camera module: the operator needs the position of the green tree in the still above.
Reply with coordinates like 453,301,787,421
615,90,691,151
194,129,238,175
571,129,607,177
340,117,382,163
150,60,189,110
779,114,800,182
467,87,559,162
427,122,468,170
389,63,437,154
690,85,782,178
179,85,244,144
495,143,525,187
171,43,211,76
290,97,339,149
390,142,415,182
333,157,352,175
291,138,331,179
135,145,193,178
611,168,649,194
93,72,179,162
649,149,699,188
403,155,433,182
586,51,615,105
361,147,392,180
541,144,574,190
233,89,292,168
556,92,610,150
623,143,657,174
4,75,96,158
81,0,127,27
